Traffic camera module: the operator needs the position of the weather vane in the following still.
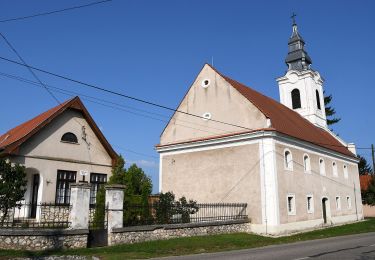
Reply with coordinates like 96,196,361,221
291,12,297,25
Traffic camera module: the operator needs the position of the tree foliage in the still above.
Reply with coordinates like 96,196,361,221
362,176,375,206
155,192,198,224
324,92,341,126
0,159,27,223
358,155,373,175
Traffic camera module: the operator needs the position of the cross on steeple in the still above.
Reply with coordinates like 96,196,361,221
291,12,297,25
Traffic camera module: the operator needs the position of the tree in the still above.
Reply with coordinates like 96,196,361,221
155,192,198,224
0,159,27,224
362,176,375,205
358,155,372,175
324,92,341,126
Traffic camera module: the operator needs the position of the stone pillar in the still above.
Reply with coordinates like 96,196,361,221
69,183,91,230
105,184,125,246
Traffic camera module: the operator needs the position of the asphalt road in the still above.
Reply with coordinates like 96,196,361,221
153,232,375,260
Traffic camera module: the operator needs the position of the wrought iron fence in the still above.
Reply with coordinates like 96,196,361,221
123,203,248,227
0,203,70,228
89,204,108,229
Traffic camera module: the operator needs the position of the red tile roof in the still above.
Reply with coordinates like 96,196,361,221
158,64,356,159
360,174,374,191
0,96,117,162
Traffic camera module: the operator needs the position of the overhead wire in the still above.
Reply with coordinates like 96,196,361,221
0,0,112,23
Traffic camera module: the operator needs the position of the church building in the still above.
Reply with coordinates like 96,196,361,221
156,19,363,235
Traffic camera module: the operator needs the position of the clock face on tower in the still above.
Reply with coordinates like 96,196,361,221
287,72,298,84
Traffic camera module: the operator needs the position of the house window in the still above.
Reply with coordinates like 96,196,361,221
287,194,296,215
303,154,311,173
307,195,314,213
332,162,338,177
343,165,348,179
90,173,107,205
61,132,78,143
284,149,293,170
335,196,341,210
291,89,301,109
55,170,76,205
316,90,321,110
346,196,351,209
319,158,326,175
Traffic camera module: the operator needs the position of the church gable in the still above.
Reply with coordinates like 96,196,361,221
160,64,268,145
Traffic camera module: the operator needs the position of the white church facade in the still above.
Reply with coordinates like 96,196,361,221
156,20,363,235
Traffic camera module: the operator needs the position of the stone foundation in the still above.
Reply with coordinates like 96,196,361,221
109,220,250,245
0,229,88,250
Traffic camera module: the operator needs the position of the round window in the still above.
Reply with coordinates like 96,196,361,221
201,79,211,88
202,112,211,120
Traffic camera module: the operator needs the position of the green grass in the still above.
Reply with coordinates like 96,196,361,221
1,218,375,259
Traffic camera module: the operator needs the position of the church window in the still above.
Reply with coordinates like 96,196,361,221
303,154,311,173
346,196,351,209
284,149,293,170
316,90,321,110
291,89,301,109
287,194,296,215
61,132,78,144
319,158,326,176
343,165,348,179
335,196,341,210
307,195,314,213
201,79,211,88
332,162,338,177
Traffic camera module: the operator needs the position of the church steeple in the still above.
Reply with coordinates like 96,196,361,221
285,14,312,71
277,14,328,129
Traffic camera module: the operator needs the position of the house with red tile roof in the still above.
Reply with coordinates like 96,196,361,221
156,21,363,235
0,96,116,220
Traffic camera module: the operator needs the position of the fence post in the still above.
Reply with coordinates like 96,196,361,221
105,184,125,245
69,183,91,229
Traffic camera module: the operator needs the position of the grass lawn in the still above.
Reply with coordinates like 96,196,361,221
1,218,374,259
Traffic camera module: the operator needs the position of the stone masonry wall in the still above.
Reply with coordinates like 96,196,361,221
110,220,250,245
0,229,88,251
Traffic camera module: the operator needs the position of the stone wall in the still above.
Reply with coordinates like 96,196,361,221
0,229,88,251
110,220,250,245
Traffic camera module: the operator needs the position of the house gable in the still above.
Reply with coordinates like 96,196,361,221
160,64,268,145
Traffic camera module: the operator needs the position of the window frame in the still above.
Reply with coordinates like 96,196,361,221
89,173,108,205
61,132,79,144
319,158,326,176
287,194,296,215
335,196,341,210
284,149,293,171
346,196,352,209
316,90,321,110
55,170,77,205
332,161,338,177
303,154,311,173
291,89,301,109
306,194,314,214
343,165,348,179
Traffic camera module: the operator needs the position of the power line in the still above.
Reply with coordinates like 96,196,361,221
0,0,112,23
0,55,250,131
0,55,371,152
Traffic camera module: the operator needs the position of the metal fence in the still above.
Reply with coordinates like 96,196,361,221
0,203,70,228
123,203,248,227
89,204,108,230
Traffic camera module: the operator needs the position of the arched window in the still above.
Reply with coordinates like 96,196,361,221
303,154,311,173
332,162,338,177
61,132,78,143
319,158,326,175
291,89,301,109
284,150,293,170
343,165,348,179
316,90,321,110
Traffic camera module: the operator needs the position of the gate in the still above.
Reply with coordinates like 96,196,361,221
88,204,108,247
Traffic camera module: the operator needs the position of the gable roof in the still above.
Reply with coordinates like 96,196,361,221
0,96,117,162
158,64,355,159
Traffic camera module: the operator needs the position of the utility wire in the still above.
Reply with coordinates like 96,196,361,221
0,0,112,23
0,55,371,151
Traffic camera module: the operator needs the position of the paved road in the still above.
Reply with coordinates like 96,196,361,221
153,232,375,260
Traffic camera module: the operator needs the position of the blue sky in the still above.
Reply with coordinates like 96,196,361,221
1,0,374,193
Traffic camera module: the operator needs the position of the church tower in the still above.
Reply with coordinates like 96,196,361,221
276,15,327,129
